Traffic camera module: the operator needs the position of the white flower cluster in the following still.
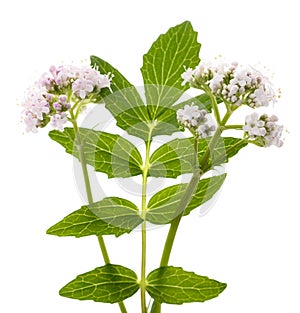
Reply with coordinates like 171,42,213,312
22,65,112,132
244,112,283,147
177,104,215,138
182,60,276,108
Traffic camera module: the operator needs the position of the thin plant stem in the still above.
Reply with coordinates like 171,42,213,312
71,116,128,313
150,139,200,313
141,137,152,313
160,139,200,266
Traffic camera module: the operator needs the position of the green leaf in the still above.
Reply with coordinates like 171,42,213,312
89,197,142,231
141,21,201,111
149,137,247,178
104,93,150,141
49,127,143,178
146,266,226,304
60,264,139,303
90,56,152,141
147,174,226,224
47,197,142,238
103,89,183,141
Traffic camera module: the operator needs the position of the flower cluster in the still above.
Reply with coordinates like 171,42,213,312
244,112,283,147
177,104,215,138
182,60,276,108
22,65,112,132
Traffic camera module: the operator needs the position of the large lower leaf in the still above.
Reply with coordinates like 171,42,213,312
146,266,226,304
147,174,226,224
149,137,247,178
49,127,143,178
60,264,139,303
141,21,201,111
47,197,142,238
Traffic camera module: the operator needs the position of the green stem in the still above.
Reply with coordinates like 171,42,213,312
141,137,152,313
72,117,128,313
160,139,200,266
201,85,221,125
224,124,244,130
150,107,234,313
150,139,200,313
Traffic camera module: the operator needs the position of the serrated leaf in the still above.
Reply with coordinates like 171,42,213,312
103,88,183,141
47,197,142,238
46,207,126,238
149,137,247,178
141,21,201,111
60,264,139,303
146,266,226,304
147,174,226,224
88,197,142,231
49,127,143,178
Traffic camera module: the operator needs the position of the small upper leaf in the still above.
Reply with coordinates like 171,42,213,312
141,21,201,110
47,197,143,238
49,127,143,178
147,174,226,224
149,137,247,178
146,266,226,304
59,264,139,303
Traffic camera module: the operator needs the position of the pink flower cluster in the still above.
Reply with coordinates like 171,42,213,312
244,113,284,147
182,60,276,108
176,104,215,139
22,65,111,132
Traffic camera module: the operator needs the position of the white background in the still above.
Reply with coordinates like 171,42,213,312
1,0,300,312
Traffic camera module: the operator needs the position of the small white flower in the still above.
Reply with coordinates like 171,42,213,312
23,90,50,120
209,73,224,92
196,124,216,139
227,84,239,97
243,112,266,137
98,74,112,89
177,104,215,138
51,113,68,131
181,67,195,86
72,78,94,99
177,104,202,128
24,111,38,133
244,113,283,147
250,85,274,107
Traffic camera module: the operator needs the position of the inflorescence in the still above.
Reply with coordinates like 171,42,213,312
22,65,111,132
179,59,284,147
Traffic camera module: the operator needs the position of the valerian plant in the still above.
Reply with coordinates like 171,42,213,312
21,21,284,313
